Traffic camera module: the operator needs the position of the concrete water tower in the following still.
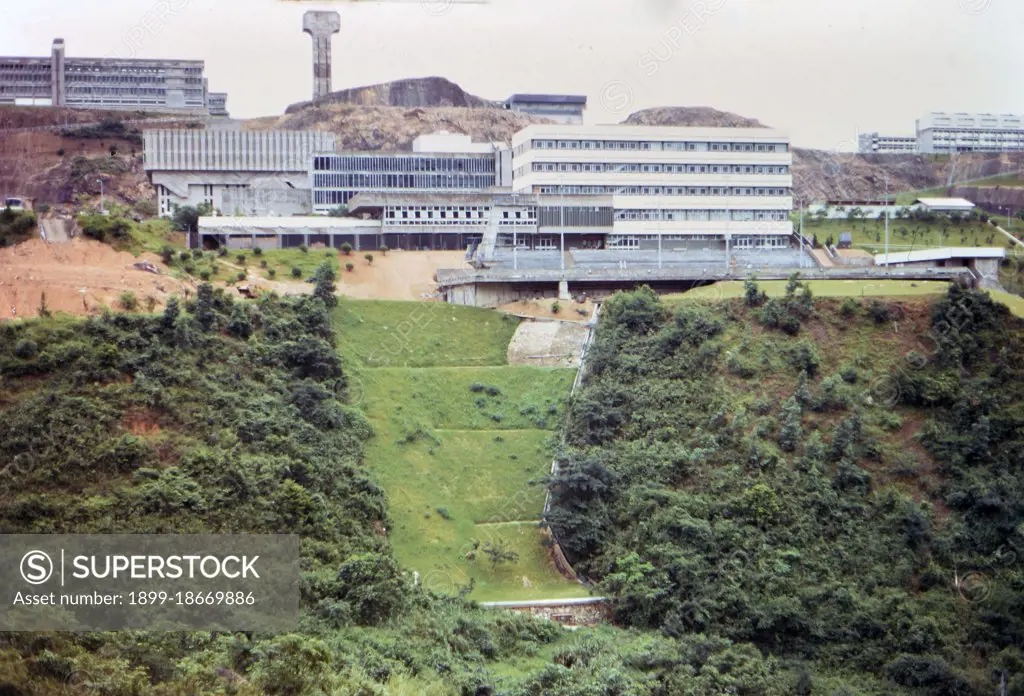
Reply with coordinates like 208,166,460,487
302,11,341,101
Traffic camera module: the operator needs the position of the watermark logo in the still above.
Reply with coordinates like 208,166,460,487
959,0,992,15
20,551,54,585
421,0,455,16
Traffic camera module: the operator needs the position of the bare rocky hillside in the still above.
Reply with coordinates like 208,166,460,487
624,106,766,128
285,76,497,114
248,103,539,151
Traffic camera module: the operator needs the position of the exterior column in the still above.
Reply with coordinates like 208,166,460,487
303,12,341,101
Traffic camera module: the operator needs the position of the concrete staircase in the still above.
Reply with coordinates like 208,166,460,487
474,208,501,263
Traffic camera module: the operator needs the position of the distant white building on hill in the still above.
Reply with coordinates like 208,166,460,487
917,112,1024,154
858,132,918,154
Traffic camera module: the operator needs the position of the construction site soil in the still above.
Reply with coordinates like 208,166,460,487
0,239,192,320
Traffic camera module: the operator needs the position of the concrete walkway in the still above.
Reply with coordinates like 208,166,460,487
995,225,1024,249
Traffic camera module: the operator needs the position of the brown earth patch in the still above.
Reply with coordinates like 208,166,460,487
0,238,192,319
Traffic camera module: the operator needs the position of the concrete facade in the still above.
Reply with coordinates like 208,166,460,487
311,143,512,213
143,129,335,215
303,11,341,101
0,38,227,114
346,190,614,257
512,124,794,249
198,215,382,250
504,94,587,125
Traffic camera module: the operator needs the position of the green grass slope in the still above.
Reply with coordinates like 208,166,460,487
335,300,587,601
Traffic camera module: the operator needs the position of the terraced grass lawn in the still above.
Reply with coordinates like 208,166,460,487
669,279,951,302
335,299,521,369
334,300,588,602
802,219,1007,252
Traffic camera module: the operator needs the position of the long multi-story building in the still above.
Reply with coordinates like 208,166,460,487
916,112,1024,154
511,124,793,250
144,129,336,216
311,132,512,213
858,132,918,154
0,39,227,115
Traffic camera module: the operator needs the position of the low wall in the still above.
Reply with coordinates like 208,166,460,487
481,598,609,626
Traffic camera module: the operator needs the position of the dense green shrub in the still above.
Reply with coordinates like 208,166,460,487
547,286,1024,695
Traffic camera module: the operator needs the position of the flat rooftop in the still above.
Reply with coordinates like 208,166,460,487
507,94,587,105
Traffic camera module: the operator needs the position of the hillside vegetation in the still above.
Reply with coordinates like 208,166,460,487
1,288,817,695
548,281,1024,695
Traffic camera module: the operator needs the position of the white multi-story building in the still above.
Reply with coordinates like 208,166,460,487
917,112,1024,154
511,124,793,250
858,132,918,154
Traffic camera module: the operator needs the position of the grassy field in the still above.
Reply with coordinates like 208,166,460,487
987,288,1024,318
334,300,587,602
669,279,952,302
801,218,1008,253
673,279,1024,317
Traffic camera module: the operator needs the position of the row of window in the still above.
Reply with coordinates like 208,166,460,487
313,173,496,191
515,139,789,155
531,185,791,196
529,183,789,196
528,162,790,175
606,234,789,249
61,75,204,85
614,209,789,222
384,207,538,222
66,66,204,75
313,155,496,174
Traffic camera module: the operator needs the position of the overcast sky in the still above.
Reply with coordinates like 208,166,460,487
3,0,1021,149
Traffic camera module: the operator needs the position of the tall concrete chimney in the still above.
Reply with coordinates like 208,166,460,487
302,11,341,102
51,38,66,107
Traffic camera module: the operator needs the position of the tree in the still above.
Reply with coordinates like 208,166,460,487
481,539,519,570
170,202,212,235
227,302,253,340
194,283,216,332
312,262,337,308
161,296,180,331
340,242,353,256
778,397,803,452
364,253,374,265
744,277,767,307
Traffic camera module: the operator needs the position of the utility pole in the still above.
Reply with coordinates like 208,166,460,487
884,175,890,266
657,211,663,269
559,177,566,272
97,179,105,213
798,197,805,268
